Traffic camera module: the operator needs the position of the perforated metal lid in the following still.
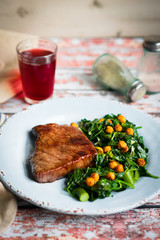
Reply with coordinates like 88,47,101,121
143,35,160,52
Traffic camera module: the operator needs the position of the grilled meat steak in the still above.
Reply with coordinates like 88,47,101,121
30,123,96,183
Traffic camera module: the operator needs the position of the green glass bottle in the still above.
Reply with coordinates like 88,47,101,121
92,53,146,101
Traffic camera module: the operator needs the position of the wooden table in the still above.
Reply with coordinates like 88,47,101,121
0,38,160,239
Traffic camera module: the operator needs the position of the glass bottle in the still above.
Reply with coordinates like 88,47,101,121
92,53,146,101
137,35,160,93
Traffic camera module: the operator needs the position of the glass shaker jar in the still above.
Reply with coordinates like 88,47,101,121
92,53,146,101
137,35,160,93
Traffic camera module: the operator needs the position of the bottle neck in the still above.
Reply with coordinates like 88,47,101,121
125,79,146,101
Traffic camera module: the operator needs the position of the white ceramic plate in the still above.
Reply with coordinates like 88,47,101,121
0,97,160,215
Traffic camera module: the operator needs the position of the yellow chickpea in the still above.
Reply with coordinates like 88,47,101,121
121,146,129,153
86,177,95,187
115,164,124,173
126,128,134,136
107,119,113,124
95,147,104,154
103,145,112,153
106,172,115,181
105,126,114,134
117,115,126,123
70,122,79,128
137,158,146,167
91,173,99,183
109,161,119,169
118,140,127,149
115,124,122,132
99,118,104,123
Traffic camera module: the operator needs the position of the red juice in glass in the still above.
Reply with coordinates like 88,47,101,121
17,39,58,104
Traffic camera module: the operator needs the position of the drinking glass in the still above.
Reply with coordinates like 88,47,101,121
17,38,58,104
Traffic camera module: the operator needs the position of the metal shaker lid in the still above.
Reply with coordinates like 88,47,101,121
127,80,146,102
143,35,160,52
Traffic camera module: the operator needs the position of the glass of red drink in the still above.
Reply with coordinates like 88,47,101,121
16,38,58,104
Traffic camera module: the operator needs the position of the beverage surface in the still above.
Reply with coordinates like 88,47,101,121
21,48,54,58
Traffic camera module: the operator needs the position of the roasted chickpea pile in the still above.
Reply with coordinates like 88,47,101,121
65,114,158,202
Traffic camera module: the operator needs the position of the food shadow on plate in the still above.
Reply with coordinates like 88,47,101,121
24,131,36,181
